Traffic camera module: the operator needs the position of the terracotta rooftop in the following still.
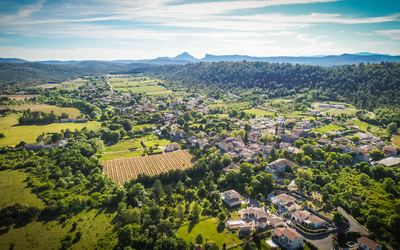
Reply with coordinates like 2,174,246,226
358,237,381,250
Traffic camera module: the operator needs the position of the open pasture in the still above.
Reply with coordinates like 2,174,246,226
102,150,194,185
7,104,82,117
1,95,40,101
110,75,172,95
0,114,101,146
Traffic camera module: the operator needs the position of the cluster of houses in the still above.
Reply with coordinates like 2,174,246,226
25,138,68,151
54,118,89,123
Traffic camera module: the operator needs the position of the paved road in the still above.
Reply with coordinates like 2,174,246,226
296,229,334,250
337,207,369,235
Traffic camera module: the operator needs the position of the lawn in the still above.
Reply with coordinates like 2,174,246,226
110,75,172,95
100,135,172,161
328,109,359,116
392,134,400,148
0,208,117,250
7,104,83,117
0,114,101,146
310,124,345,134
177,217,241,249
0,169,45,208
346,119,379,132
0,95,40,101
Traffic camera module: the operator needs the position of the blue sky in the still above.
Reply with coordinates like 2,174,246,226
0,0,399,60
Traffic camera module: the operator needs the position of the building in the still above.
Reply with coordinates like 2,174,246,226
239,207,269,229
291,210,310,224
272,228,303,250
75,118,89,123
383,146,397,156
221,190,242,207
265,158,296,174
273,194,296,209
303,215,325,229
357,237,382,250
223,163,240,174
164,143,179,152
268,217,284,227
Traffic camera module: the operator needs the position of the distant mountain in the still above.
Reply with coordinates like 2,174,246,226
0,58,29,63
2,52,400,66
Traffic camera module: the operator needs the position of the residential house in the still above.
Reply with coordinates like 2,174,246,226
221,190,242,207
357,237,382,250
25,142,44,151
383,146,397,156
317,138,332,145
164,143,179,152
223,163,240,174
169,130,187,142
356,149,370,162
273,194,296,209
265,158,296,174
268,217,284,227
358,133,374,141
272,228,303,250
75,118,89,123
291,210,310,224
303,215,325,229
239,207,269,229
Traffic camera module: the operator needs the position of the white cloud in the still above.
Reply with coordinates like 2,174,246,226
375,29,400,40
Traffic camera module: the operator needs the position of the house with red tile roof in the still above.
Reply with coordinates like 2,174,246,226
272,228,303,250
357,237,382,250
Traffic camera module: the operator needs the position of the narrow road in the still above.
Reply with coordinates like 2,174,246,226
106,74,113,92
337,207,369,235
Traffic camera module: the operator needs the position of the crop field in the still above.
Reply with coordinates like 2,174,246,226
0,114,101,146
0,95,40,101
7,104,82,117
328,109,359,116
109,75,172,95
102,150,194,185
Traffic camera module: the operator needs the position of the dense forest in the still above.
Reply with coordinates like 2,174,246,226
0,62,148,94
144,61,400,111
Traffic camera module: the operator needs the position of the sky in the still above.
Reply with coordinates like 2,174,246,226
0,0,399,61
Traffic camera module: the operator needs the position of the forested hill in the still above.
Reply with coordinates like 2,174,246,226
0,62,148,94
145,61,400,110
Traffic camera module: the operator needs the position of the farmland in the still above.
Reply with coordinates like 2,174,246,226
0,114,101,146
109,75,173,95
102,150,194,185
0,95,40,101
7,104,83,117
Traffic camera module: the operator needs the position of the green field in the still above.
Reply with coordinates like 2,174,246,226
110,75,172,95
0,169,44,208
0,114,101,146
177,217,241,249
328,109,359,116
99,135,171,161
7,104,83,117
244,108,275,117
346,119,379,132
392,134,400,148
0,208,116,250
311,124,346,134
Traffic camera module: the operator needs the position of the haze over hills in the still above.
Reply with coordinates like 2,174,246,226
1,52,400,67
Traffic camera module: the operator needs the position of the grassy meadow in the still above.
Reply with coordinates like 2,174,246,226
0,95,40,101
7,104,82,117
0,114,101,146
100,135,171,161
177,217,241,249
0,169,45,208
110,75,172,95
327,109,359,116
311,124,346,134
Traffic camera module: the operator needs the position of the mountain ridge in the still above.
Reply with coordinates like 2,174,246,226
1,52,400,67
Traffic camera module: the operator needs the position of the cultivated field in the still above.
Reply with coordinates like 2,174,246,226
102,150,194,185
7,104,82,117
109,75,173,95
0,95,40,101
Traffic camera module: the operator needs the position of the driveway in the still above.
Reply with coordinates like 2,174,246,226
295,228,335,250
242,194,260,207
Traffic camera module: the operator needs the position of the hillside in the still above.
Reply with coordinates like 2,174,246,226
144,61,400,110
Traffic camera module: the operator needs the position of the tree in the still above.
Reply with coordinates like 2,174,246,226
369,149,385,161
387,122,398,133
383,177,396,194
359,173,370,186
195,233,203,244
284,179,290,187
333,211,345,225
351,136,360,144
294,140,304,148
205,241,219,250
190,202,201,222
222,153,232,167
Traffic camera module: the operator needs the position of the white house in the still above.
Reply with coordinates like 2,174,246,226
273,194,296,208
303,215,325,229
239,207,269,229
221,190,242,207
291,210,310,224
357,237,382,250
272,228,303,250
268,217,284,227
